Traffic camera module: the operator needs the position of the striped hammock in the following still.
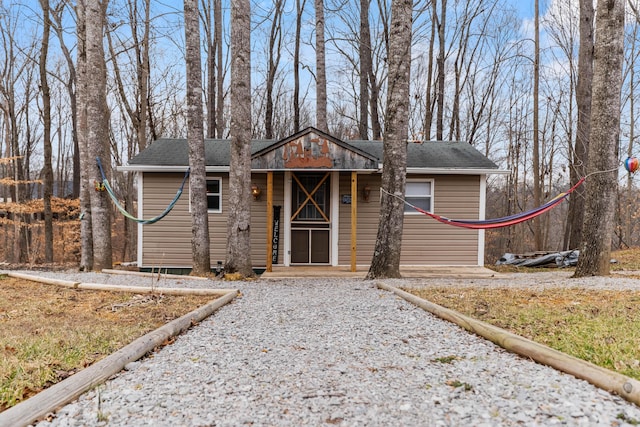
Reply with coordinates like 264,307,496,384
97,157,189,225
406,177,586,230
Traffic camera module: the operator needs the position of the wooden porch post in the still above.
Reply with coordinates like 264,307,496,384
266,171,274,272
351,171,357,272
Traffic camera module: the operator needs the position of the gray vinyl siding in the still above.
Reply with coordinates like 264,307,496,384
140,172,285,268
142,172,481,268
140,173,196,268
337,173,481,266
337,172,380,265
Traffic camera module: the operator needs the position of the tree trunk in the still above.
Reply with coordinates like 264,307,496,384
359,0,371,140
532,0,542,250
226,0,254,277
564,0,594,251
51,2,80,199
75,0,94,271
265,0,283,140
39,0,54,263
435,0,446,141
294,0,306,133
366,0,412,279
184,0,211,275
315,0,328,132
85,0,112,271
214,0,224,138
574,0,625,277
204,0,216,139
422,2,436,141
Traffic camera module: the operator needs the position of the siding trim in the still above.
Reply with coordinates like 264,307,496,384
283,171,292,266
478,174,487,266
331,171,339,266
137,173,144,267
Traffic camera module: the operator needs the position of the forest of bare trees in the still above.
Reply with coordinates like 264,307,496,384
0,0,638,269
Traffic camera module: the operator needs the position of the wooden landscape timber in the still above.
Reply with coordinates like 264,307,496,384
6,271,236,296
0,273,238,427
377,282,640,407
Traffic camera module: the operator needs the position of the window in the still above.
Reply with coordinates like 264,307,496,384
206,177,222,212
404,180,432,214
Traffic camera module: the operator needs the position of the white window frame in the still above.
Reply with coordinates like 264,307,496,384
404,179,433,215
190,176,222,214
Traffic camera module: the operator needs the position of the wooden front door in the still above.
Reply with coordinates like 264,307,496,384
290,172,330,264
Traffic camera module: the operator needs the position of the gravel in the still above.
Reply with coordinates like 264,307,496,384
5,269,640,426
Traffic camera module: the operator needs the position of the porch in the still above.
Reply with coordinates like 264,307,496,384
259,265,499,279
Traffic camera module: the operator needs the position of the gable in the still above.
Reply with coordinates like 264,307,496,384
251,127,378,170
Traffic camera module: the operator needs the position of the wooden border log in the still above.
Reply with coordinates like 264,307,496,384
76,282,236,296
6,271,80,288
0,289,238,427
102,268,210,280
4,272,236,296
377,282,640,407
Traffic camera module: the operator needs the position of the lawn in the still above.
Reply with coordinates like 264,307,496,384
0,276,214,411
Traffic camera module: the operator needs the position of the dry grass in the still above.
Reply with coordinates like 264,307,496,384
0,276,214,411
403,286,640,381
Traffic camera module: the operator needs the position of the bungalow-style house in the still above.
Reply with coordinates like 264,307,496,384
119,127,504,273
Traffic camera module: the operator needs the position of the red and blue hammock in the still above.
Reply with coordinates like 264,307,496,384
406,177,586,230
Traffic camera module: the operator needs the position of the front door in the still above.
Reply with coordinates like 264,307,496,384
290,172,330,264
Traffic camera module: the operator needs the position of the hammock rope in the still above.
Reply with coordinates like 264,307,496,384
383,176,586,230
96,157,189,225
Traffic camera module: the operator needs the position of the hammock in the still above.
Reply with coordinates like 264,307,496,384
404,177,586,230
96,157,189,225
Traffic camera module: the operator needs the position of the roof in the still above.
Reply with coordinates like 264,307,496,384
123,127,503,174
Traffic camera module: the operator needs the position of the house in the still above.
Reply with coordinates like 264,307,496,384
118,127,505,273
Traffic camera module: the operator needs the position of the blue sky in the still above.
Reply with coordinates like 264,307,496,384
507,0,550,20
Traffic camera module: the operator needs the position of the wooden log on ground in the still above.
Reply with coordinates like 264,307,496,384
77,282,237,296
377,282,640,407
6,271,80,288
102,268,210,280
5,272,236,296
0,289,238,427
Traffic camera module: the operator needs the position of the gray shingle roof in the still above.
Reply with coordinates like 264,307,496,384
348,140,500,169
129,131,499,171
129,138,274,166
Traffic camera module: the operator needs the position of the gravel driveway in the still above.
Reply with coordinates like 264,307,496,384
10,270,640,426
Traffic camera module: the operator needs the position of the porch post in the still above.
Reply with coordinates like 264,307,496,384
266,171,274,272
351,171,357,272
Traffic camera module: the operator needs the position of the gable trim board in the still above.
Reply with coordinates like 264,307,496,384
120,127,507,270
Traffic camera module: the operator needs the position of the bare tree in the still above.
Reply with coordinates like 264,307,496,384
435,0,446,140
366,0,412,279
532,0,542,250
105,0,152,262
294,0,307,133
315,0,328,132
51,1,80,199
184,0,211,275
359,0,371,139
85,0,112,270
564,0,593,251
574,0,625,277
265,0,284,140
39,0,54,263
225,0,253,277
202,0,224,138
75,0,94,271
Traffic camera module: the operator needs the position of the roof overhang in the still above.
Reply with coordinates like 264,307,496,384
117,165,229,173
117,165,509,175
406,167,510,175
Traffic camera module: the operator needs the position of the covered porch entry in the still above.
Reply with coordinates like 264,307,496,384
251,127,379,272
